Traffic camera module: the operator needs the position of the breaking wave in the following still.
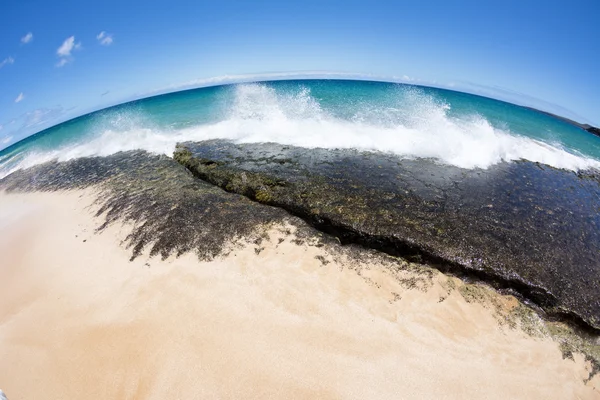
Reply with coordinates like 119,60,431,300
1,82,599,179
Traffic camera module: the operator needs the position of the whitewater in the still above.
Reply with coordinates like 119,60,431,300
1,80,599,179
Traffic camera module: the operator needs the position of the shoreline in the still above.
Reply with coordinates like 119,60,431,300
0,189,599,399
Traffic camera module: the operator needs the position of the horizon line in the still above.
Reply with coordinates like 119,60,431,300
1,71,597,153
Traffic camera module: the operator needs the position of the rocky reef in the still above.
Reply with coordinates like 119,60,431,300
173,140,600,332
2,141,600,334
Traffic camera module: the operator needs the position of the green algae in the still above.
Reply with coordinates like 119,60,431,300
0,151,293,261
547,323,600,382
458,284,490,304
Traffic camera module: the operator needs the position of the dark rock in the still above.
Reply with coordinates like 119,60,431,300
586,126,600,137
174,140,600,331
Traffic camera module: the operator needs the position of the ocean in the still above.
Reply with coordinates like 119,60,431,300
1,79,599,179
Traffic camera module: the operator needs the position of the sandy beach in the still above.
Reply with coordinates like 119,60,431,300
0,189,599,399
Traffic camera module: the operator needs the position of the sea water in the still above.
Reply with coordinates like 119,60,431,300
1,79,599,179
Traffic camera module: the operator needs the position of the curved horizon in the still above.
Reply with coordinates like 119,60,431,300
1,0,599,150
1,74,596,154
2,78,599,182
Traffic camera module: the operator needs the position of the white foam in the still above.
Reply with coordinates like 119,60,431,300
1,83,599,179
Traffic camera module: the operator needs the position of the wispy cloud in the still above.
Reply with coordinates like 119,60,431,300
15,93,25,103
56,36,82,67
96,31,114,46
148,71,425,96
21,32,33,44
0,56,15,69
56,58,69,68
13,107,66,131
24,109,51,127
0,106,66,149
451,80,593,125
1,135,13,145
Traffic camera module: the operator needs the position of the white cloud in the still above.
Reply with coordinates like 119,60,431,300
0,56,15,68
21,32,33,44
0,124,3,131
56,36,82,67
101,36,113,45
57,36,77,56
1,136,13,145
15,93,25,103
96,31,114,46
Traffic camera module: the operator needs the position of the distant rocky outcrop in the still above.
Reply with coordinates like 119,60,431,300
523,107,600,138
584,125,600,137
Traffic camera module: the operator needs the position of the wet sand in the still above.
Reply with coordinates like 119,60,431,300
0,190,598,399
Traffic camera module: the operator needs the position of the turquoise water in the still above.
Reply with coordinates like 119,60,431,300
1,79,599,178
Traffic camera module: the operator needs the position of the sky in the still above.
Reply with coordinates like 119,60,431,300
0,0,599,149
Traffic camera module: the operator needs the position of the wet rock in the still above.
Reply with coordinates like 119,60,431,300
174,140,600,331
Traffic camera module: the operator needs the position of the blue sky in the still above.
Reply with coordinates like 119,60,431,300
1,0,599,148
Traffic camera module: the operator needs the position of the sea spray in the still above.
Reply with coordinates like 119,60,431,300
1,80,599,179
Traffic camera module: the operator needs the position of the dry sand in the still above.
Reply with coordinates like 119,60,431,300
0,189,598,399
